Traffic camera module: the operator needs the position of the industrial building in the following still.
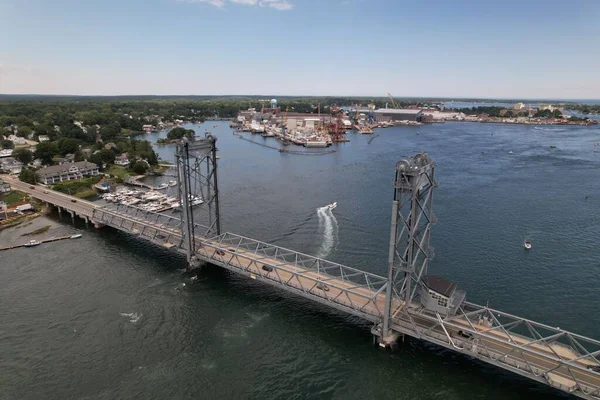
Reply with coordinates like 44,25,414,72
373,109,423,122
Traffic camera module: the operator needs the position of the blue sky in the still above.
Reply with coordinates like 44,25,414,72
0,0,598,98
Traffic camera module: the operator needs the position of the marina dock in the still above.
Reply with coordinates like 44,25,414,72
0,235,81,252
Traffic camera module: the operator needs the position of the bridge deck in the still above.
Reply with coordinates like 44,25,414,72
4,175,600,400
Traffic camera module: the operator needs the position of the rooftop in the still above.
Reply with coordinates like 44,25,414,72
36,161,98,177
374,109,423,115
422,275,457,298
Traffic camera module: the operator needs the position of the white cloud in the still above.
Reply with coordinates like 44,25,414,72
181,0,293,10
259,0,293,10
180,0,226,7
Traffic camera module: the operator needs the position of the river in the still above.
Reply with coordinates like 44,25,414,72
1,120,600,399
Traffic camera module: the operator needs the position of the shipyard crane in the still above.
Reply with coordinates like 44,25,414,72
282,106,289,134
387,93,400,109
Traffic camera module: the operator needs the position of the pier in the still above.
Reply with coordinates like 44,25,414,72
2,135,599,400
0,235,79,251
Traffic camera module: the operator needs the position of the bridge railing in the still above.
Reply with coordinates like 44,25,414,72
94,203,212,241
197,232,391,320
392,302,600,398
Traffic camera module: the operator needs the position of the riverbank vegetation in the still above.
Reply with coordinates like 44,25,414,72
0,190,27,206
51,175,102,198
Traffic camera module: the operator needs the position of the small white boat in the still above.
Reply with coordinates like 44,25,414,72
168,180,177,187
24,240,41,247
328,202,337,210
157,183,169,190
524,241,532,250
70,234,82,239
509,151,514,154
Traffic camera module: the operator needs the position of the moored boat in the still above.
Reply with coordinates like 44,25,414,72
24,240,41,247
70,234,83,239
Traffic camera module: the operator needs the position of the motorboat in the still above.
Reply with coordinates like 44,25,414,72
168,180,177,187
524,241,532,250
24,240,41,247
328,202,337,210
157,183,169,190
70,234,83,239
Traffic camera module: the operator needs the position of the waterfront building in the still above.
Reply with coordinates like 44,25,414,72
36,161,99,184
373,108,423,122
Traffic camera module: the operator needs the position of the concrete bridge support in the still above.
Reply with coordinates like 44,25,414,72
371,324,403,351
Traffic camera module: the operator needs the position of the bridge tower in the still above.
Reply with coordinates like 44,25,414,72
381,152,437,340
175,133,221,268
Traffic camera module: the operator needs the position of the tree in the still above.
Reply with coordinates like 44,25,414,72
99,149,115,165
131,160,148,174
1,140,13,149
146,150,158,166
34,141,59,165
99,121,122,141
167,127,194,141
12,148,33,165
17,126,32,138
57,137,78,156
74,149,85,162
19,167,37,184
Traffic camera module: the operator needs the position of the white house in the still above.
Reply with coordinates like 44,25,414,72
114,153,130,166
38,135,50,142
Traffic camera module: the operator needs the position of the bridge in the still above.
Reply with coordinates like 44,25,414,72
4,135,600,399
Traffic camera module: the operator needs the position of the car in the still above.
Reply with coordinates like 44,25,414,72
457,330,473,339
228,248,236,252
316,282,330,292
262,264,274,272
215,249,225,256
588,365,600,373
156,234,167,240
43,190,48,194
70,199,77,203
29,186,35,189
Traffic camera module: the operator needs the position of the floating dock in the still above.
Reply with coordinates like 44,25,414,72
0,235,80,251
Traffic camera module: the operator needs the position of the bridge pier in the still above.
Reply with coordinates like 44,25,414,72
187,255,204,271
92,221,105,229
371,324,403,351
67,210,75,223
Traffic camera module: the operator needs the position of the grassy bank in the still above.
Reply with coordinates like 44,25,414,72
52,175,102,197
106,165,130,180
1,190,28,206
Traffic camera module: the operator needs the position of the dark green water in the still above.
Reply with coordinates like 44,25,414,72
1,121,599,399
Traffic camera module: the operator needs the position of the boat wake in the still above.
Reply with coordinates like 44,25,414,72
315,205,339,259
120,312,143,323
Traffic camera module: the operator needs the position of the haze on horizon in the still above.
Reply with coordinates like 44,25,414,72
1,0,599,100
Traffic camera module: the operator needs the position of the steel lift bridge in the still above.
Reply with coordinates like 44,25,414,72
88,135,600,398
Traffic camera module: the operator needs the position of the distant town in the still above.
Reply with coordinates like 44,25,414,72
1,95,598,227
